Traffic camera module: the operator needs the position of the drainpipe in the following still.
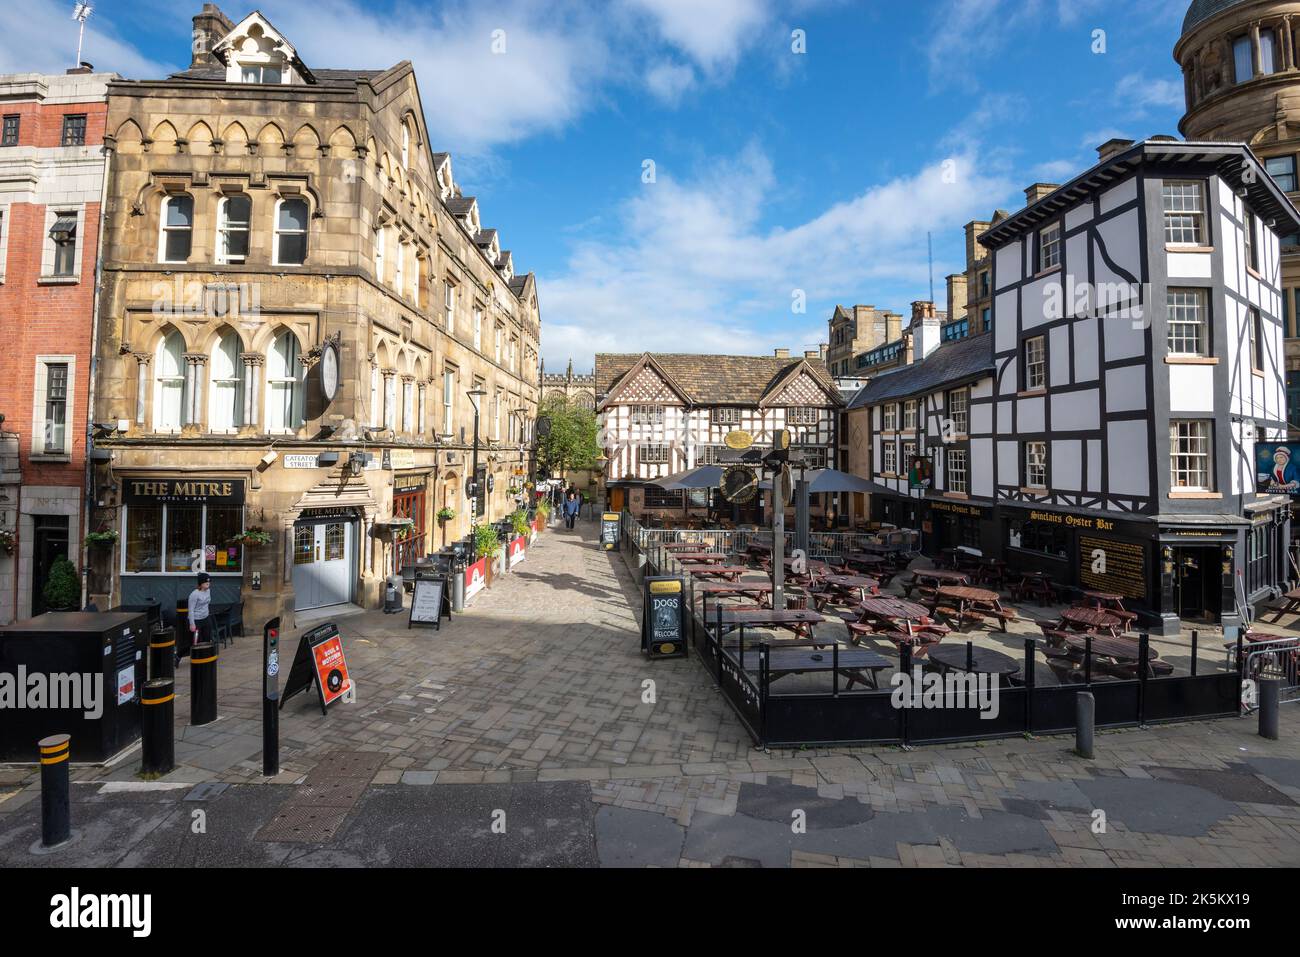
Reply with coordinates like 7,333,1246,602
80,133,114,610
11,475,21,623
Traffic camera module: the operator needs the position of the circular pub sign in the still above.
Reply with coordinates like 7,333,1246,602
721,465,759,505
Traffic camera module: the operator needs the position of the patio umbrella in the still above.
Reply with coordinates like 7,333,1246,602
758,468,888,495
650,465,725,490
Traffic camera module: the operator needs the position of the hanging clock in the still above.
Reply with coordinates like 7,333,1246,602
320,339,340,404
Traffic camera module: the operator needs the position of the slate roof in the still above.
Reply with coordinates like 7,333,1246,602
596,353,839,407
445,197,477,216
846,333,994,409
1182,0,1248,35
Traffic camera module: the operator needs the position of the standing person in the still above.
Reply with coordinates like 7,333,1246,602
187,572,213,648
564,492,580,529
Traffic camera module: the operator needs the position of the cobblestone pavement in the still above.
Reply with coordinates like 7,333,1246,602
2,517,1299,868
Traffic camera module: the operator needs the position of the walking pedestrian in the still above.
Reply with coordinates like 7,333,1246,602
187,572,213,648
563,491,580,529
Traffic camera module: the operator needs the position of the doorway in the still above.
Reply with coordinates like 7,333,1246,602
1174,546,1222,622
31,515,70,615
293,519,356,611
610,487,625,513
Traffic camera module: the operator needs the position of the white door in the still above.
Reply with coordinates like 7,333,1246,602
294,521,354,611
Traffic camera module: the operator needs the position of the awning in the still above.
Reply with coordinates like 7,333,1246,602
49,215,77,240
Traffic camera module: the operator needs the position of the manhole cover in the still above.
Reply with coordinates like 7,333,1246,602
288,780,367,808
256,805,350,843
304,751,388,782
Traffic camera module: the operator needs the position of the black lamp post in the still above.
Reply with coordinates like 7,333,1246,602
467,386,487,522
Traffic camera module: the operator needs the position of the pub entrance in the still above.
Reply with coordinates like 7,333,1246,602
293,510,357,612
31,515,70,616
1174,546,1222,622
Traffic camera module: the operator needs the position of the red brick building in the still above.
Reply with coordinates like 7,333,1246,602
0,68,115,621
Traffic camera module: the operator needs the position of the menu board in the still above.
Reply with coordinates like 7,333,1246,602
642,578,686,659
1078,536,1147,600
601,513,621,552
408,577,448,631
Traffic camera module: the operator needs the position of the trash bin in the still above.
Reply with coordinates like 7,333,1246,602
0,611,148,762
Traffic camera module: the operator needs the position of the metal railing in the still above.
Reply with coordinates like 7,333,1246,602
632,526,919,561
1243,635,1300,710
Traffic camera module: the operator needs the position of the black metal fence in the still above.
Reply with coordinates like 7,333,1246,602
619,513,1243,749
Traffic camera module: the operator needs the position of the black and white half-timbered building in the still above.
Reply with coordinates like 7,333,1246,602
594,352,842,521
850,140,1299,633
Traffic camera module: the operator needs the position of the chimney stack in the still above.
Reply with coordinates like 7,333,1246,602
774,348,790,359
191,3,234,70
885,311,902,344
819,343,828,361
910,302,943,364
66,62,93,75
1097,137,1136,164
1024,183,1060,206
803,350,820,360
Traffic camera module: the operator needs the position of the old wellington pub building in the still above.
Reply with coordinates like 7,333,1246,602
853,139,1298,635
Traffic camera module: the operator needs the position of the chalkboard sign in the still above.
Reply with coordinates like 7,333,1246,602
642,577,687,659
408,577,450,630
601,512,621,552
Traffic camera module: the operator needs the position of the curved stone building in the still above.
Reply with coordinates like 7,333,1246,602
1176,0,1300,427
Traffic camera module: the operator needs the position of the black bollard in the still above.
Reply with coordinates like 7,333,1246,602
38,733,71,848
190,642,218,726
148,626,175,681
141,678,175,775
1259,678,1281,741
262,618,281,778
1075,692,1095,759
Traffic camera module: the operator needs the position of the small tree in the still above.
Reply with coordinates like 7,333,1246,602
42,558,80,611
537,394,600,479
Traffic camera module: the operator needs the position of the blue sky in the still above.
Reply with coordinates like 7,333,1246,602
2,0,1192,369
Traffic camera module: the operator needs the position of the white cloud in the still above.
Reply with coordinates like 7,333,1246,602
1033,158,1079,181
645,60,696,104
621,0,770,73
1115,72,1185,112
540,144,1015,362
0,0,176,78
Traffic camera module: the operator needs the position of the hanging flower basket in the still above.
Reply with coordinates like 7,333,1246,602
228,526,272,547
436,507,456,522
84,529,119,547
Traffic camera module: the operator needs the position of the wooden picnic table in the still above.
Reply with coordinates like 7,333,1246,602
675,552,730,565
695,580,772,603
851,596,950,656
713,608,825,641
685,565,751,582
1268,588,1300,623
932,586,1018,633
662,541,707,552
749,646,894,690
1010,570,1055,605
844,552,888,567
1057,606,1125,637
973,558,1008,587
938,548,982,571
902,567,970,598
927,643,1022,678
1075,590,1138,622
1047,631,1174,679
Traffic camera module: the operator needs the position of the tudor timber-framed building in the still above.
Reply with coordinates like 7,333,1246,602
88,6,541,630
594,351,842,521
850,139,1299,633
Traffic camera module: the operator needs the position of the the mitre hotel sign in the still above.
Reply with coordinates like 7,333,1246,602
125,479,246,505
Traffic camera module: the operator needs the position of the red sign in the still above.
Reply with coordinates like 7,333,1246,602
311,634,352,707
465,557,487,599
509,536,527,568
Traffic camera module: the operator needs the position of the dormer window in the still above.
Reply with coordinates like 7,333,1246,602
240,62,281,83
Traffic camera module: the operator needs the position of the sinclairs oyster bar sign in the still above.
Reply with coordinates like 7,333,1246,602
125,479,246,505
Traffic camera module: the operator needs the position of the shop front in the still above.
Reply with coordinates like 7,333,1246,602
392,470,431,572
924,498,998,557
118,476,247,615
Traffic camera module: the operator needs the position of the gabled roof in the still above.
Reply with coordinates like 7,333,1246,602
445,196,477,216
847,333,994,409
597,354,695,409
596,353,840,408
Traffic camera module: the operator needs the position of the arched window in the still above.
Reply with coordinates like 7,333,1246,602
209,330,242,432
216,195,251,264
273,198,308,266
265,330,303,432
154,331,186,432
159,194,194,263
401,124,410,169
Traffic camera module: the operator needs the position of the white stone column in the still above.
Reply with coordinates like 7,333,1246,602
133,353,150,425
183,353,207,427
242,353,264,429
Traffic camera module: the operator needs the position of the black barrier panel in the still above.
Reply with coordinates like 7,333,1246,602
690,613,720,681
1091,680,1141,726
906,687,1028,744
718,649,761,739
1144,673,1240,723
1032,684,1089,734
763,693,902,747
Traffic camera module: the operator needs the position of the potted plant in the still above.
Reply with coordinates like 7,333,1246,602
436,506,456,523
473,523,502,585
509,510,530,538
535,501,550,532
84,528,119,547
0,528,15,555
42,558,80,611
229,526,273,547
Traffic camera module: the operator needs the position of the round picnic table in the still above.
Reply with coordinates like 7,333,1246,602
860,596,932,622
927,643,1021,677
675,552,729,565
1011,570,1055,605
933,586,1014,633
1058,606,1123,635
844,552,888,566
816,574,880,608
903,567,970,598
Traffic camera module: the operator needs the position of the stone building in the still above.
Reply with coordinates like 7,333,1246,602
0,67,116,623
540,359,595,409
89,6,541,630
1175,0,1300,432
825,305,902,378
